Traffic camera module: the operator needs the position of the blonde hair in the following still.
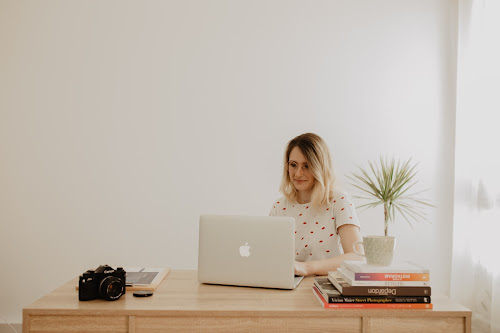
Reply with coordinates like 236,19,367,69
279,133,335,210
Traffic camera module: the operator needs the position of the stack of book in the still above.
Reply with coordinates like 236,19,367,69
313,260,432,309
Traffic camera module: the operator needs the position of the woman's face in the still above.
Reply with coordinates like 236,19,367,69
288,146,315,193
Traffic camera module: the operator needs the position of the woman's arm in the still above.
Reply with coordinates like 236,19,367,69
294,224,364,276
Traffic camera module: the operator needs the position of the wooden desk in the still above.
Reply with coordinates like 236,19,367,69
23,270,471,333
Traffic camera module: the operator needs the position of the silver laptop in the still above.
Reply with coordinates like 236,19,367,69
198,215,304,289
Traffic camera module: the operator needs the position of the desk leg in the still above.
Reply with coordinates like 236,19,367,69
23,313,30,333
465,316,471,333
129,316,136,333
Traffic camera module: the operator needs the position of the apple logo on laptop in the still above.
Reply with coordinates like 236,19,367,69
239,242,251,257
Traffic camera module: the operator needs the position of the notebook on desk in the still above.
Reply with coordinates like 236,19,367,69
198,215,304,289
125,267,170,291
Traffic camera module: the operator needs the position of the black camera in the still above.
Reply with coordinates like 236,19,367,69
79,265,126,301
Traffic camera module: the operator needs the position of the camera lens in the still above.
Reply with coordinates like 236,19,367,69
99,276,124,301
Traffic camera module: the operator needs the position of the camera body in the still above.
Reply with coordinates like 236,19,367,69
79,265,126,301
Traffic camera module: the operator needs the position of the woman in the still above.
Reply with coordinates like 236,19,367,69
269,133,363,276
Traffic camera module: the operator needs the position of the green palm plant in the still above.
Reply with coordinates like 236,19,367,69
347,157,433,237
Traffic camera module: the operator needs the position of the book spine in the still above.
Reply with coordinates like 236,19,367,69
354,272,430,282
313,287,433,309
324,302,433,309
327,275,432,296
338,268,430,287
342,262,429,274
327,296,431,304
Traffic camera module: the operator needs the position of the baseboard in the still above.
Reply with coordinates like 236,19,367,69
0,323,21,333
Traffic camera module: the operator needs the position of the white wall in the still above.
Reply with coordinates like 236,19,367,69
0,0,457,324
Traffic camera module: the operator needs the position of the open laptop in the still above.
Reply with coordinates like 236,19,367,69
198,215,304,289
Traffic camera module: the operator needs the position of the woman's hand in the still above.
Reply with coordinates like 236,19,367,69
294,261,311,276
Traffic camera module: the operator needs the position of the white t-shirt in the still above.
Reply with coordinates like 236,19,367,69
269,191,361,262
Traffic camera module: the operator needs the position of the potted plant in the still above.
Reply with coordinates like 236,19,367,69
348,156,433,236
347,157,433,265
